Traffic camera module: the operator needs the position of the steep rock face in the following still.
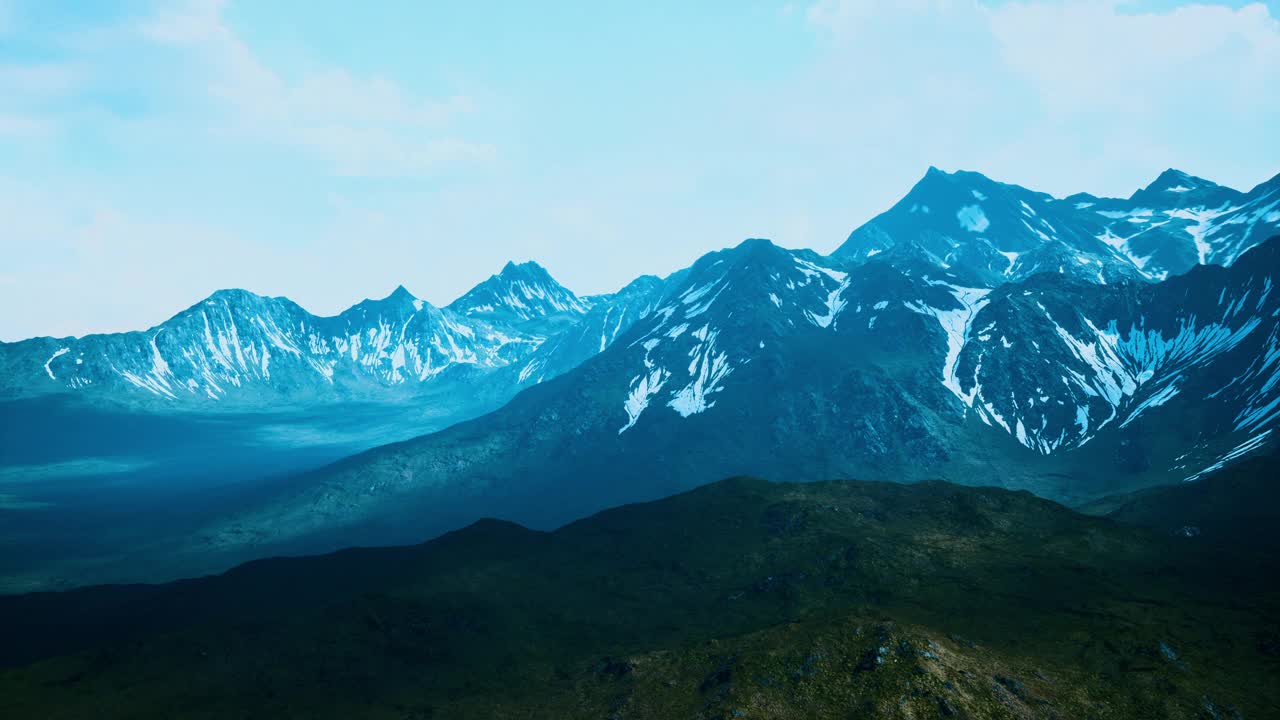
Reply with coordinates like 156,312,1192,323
948,251,1280,469
512,274,668,386
1070,169,1280,280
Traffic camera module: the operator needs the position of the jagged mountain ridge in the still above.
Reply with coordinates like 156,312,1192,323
833,167,1280,284
0,261,660,407
597,235,1280,484
613,234,1280,472
4,166,1275,411
446,260,594,334
6,166,1280,594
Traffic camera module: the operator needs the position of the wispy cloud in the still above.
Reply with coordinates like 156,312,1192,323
989,1,1280,115
0,62,83,95
805,0,1280,119
795,0,1280,198
0,111,50,138
0,61,85,139
137,0,495,177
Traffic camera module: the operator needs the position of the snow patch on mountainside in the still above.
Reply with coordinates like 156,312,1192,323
668,325,733,417
903,286,992,404
619,338,671,434
957,205,990,233
43,348,69,380
807,278,851,329
1185,430,1273,481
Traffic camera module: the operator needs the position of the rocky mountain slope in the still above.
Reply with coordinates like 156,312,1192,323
3,468,1277,718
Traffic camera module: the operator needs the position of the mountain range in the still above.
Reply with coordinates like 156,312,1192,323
834,167,1280,284
6,168,1275,416
3,165,1279,583
0,260,664,412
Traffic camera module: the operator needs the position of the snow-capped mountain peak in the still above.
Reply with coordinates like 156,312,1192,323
832,167,1144,287
1126,168,1239,210
1133,168,1213,196
447,260,591,327
2,282,545,404
339,285,426,318
611,238,860,432
834,167,1280,287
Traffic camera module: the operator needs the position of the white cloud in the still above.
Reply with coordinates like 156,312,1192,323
0,62,83,96
794,0,1280,200
990,1,1280,116
137,0,495,177
0,112,51,139
0,178,281,340
0,62,85,139
806,0,1280,116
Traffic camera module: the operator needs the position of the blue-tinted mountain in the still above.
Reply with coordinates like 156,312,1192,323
1065,169,1280,279
0,285,542,406
446,260,592,335
0,262,628,410
832,167,1146,286
833,166,1280,284
7,167,1274,414
6,166,1280,587
187,231,1280,566
510,274,668,386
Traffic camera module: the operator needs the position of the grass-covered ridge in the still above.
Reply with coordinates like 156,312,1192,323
2,467,1278,718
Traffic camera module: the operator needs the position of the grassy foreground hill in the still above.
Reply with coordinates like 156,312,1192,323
2,464,1278,719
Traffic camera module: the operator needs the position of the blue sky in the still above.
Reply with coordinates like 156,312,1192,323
1,0,1278,340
